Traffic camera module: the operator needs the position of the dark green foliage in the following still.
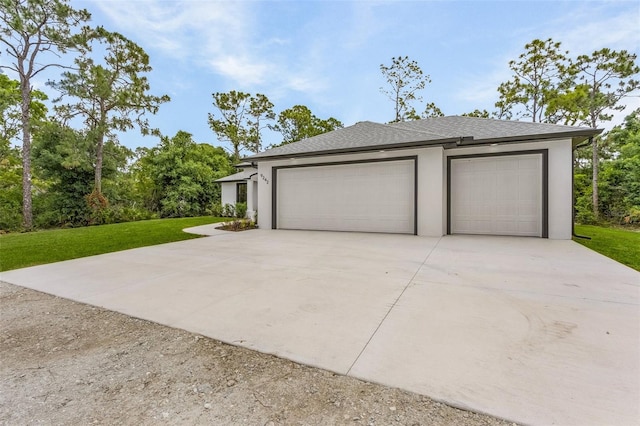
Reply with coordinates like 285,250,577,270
235,202,247,219
31,123,93,226
270,105,343,146
598,109,640,223
208,202,224,217
139,131,232,218
0,0,92,229
0,74,48,231
574,109,640,225
0,142,22,230
573,171,595,224
31,122,130,228
0,74,48,142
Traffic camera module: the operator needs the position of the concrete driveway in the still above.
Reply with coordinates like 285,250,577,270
2,229,638,425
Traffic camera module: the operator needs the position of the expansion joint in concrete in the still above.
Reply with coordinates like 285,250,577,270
346,236,442,375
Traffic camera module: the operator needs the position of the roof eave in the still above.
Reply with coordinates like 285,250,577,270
454,129,603,148
214,172,257,183
246,137,459,161
246,128,604,161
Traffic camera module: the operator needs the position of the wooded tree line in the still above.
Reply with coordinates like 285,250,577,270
1,0,638,232
380,40,639,225
0,0,343,231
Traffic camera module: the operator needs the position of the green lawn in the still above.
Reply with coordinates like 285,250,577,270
0,217,225,272
574,225,640,272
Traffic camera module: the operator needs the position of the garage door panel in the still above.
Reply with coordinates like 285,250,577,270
451,154,543,237
277,160,414,234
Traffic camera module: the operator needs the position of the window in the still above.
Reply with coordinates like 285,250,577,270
236,182,247,203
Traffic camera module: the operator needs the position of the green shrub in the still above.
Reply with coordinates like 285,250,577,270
222,203,236,217
235,202,247,218
624,207,640,225
208,203,223,217
0,204,22,232
98,205,156,224
574,189,597,225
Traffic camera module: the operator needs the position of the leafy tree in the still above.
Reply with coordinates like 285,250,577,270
598,109,640,223
31,121,131,227
49,29,170,198
572,49,639,218
208,91,275,159
245,93,275,153
140,131,232,217
495,38,572,123
127,146,159,213
380,56,433,122
422,102,444,118
0,138,22,230
461,109,491,118
0,0,91,229
1,74,48,146
270,105,343,146
0,73,47,231
574,109,640,224
31,122,93,226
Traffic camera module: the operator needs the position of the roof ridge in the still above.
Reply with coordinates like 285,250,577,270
381,120,453,139
353,120,452,138
447,115,596,130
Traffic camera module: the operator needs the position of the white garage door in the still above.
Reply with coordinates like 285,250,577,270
276,160,415,234
450,154,543,237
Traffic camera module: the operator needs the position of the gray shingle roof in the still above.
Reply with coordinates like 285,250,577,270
390,116,599,142
247,116,601,161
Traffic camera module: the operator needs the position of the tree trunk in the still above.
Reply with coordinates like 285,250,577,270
94,131,104,193
592,137,599,219
20,78,33,230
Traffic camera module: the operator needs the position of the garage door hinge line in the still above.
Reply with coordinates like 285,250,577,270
346,237,443,376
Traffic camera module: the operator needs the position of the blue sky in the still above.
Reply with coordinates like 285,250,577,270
24,1,640,152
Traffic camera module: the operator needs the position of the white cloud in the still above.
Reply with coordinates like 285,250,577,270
550,8,640,54
89,0,330,94
91,1,244,58
208,55,274,86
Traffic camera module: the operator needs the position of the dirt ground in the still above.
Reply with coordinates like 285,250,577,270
0,281,517,426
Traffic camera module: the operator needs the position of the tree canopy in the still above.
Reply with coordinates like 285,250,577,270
495,38,572,123
0,0,91,228
139,131,232,218
208,91,275,160
380,56,434,122
270,105,343,146
575,109,640,224
49,29,170,196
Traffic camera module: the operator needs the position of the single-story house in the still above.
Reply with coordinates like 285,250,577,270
231,116,601,239
215,161,258,219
